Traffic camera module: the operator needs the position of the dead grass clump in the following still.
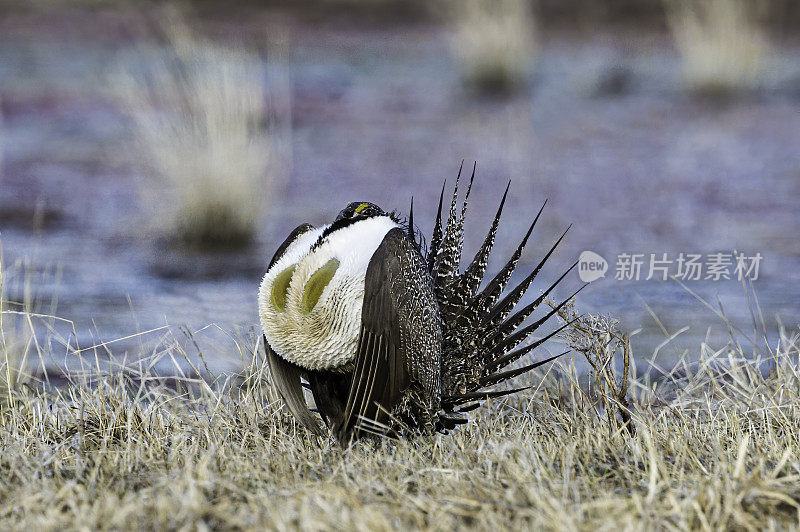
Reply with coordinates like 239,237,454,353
554,300,634,435
665,0,770,96
447,0,538,94
116,15,279,248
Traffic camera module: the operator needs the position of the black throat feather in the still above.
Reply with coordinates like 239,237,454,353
310,210,409,252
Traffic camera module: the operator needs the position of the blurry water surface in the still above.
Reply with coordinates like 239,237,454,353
1,7,799,377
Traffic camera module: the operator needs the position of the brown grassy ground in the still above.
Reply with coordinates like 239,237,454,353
1,307,799,530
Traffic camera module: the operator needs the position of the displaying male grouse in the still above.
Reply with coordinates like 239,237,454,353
258,165,580,445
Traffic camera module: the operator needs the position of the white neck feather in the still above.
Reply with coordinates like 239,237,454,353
258,216,400,370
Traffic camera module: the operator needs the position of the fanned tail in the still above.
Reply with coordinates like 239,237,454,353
420,165,582,429
427,180,447,272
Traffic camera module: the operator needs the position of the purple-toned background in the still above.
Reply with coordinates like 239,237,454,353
2,4,798,377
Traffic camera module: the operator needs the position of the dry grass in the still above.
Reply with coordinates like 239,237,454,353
446,0,538,94
115,14,281,247
665,0,770,95
2,272,800,530
0,242,36,401
2,236,798,529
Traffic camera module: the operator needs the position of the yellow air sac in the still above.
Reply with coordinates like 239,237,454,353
302,259,340,315
270,264,296,312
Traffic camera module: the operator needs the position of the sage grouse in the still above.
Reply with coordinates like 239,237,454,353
259,165,580,445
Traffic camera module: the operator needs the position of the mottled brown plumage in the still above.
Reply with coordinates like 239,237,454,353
261,168,580,445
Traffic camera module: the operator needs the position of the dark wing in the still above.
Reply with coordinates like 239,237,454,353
267,224,314,271
263,223,325,436
338,228,441,443
265,343,324,436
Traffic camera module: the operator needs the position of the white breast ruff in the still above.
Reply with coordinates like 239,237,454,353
258,216,400,371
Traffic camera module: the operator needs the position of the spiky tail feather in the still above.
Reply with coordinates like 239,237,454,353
423,165,582,429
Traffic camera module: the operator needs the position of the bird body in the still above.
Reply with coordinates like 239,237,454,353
259,215,401,371
259,167,579,445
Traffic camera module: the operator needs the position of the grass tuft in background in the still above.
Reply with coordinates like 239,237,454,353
665,0,770,96
447,0,539,94
115,13,282,248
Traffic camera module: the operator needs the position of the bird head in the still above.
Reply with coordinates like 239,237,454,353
335,202,386,222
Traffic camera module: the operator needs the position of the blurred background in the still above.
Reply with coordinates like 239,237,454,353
1,0,799,380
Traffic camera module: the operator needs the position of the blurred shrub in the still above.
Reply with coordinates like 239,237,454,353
447,0,538,94
665,0,769,96
116,14,282,248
